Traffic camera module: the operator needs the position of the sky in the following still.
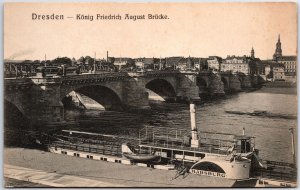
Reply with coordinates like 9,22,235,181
4,2,297,60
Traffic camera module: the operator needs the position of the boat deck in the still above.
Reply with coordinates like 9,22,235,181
48,129,297,186
137,126,255,156
139,141,229,155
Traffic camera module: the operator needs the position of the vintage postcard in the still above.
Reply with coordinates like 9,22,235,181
3,2,297,188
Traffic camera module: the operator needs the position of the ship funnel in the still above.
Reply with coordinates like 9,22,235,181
190,104,199,148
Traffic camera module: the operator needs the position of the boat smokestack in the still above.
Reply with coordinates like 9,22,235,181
242,127,245,136
190,104,199,148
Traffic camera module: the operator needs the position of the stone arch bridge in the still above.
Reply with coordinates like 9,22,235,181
4,71,262,124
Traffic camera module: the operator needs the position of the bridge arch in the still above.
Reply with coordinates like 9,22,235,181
4,99,29,128
145,78,176,101
196,77,208,87
196,77,209,93
237,77,242,83
62,85,123,111
221,77,229,91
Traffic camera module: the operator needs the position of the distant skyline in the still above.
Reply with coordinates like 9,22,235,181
4,2,297,60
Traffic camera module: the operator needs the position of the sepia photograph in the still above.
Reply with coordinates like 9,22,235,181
3,2,298,187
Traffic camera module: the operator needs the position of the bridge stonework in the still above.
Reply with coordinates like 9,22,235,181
238,74,252,89
4,72,200,124
4,71,263,125
123,78,150,109
5,78,63,123
200,73,225,95
174,74,200,101
137,72,200,102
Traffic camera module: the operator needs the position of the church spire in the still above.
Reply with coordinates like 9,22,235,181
251,47,255,58
273,34,282,61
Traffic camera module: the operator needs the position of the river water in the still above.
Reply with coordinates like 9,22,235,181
60,88,297,163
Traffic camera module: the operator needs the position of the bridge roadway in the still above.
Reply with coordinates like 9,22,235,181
4,70,264,124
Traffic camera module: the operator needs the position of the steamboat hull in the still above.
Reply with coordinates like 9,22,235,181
47,129,297,187
48,146,253,187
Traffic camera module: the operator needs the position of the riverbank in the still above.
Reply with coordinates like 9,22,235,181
264,81,296,88
256,86,297,94
4,177,50,187
4,147,238,187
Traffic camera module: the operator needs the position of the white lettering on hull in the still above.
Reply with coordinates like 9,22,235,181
189,169,226,178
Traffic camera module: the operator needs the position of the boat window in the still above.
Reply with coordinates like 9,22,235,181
173,150,183,155
185,151,196,157
90,156,93,159
241,140,251,153
74,153,76,156
77,154,80,157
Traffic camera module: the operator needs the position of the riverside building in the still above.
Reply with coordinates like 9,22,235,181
272,35,297,82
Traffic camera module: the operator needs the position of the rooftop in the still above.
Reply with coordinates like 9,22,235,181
278,56,297,61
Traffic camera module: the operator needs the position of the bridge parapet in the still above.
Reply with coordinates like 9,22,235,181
60,73,129,86
5,78,32,85
30,77,62,85
127,70,181,77
66,72,128,78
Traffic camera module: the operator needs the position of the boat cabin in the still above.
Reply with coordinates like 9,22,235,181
234,135,254,154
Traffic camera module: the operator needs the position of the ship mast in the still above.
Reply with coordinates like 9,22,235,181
190,103,200,148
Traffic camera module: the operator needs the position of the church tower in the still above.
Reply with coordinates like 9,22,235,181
273,34,282,60
251,47,255,59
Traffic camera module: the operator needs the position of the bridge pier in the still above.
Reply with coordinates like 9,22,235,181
238,74,252,89
228,75,242,92
251,74,265,88
196,72,225,98
5,79,64,125
29,83,64,124
176,74,201,102
220,73,242,93
123,78,150,110
208,73,225,96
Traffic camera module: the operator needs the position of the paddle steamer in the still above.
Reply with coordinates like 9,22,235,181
47,104,297,187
